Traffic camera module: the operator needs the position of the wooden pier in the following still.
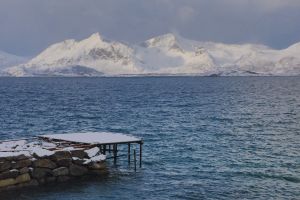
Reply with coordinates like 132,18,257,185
40,132,144,168
0,132,143,191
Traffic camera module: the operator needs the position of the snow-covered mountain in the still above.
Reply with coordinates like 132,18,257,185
0,50,27,71
5,33,138,76
4,33,300,76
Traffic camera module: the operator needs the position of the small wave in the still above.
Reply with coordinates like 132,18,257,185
234,171,300,183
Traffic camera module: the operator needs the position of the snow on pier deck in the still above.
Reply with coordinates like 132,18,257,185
39,132,143,145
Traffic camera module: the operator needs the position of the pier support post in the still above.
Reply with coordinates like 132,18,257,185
113,144,118,165
103,145,106,155
100,145,103,154
134,149,137,171
139,142,142,168
128,143,131,164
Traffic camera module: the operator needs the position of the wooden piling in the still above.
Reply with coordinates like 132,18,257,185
100,145,103,154
134,149,137,171
103,145,106,155
113,144,117,164
139,142,142,168
128,143,131,164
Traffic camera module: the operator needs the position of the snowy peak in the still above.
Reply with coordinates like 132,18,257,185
145,33,177,48
86,32,103,42
3,32,300,76
77,32,108,48
31,32,106,62
144,33,187,52
7,33,139,76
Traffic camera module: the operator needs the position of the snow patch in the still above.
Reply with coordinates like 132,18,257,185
63,147,75,151
0,151,31,158
83,154,106,164
85,147,100,158
31,147,54,157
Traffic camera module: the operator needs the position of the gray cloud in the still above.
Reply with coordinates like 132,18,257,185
0,0,300,56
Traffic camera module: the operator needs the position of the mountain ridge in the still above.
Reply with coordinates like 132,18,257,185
3,33,300,76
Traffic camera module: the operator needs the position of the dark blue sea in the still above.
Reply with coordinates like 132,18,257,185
0,77,299,200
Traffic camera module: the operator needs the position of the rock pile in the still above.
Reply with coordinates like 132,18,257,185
0,146,107,191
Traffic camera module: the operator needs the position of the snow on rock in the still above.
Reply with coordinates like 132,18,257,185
0,138,108,190
84,147,100,158
89,154,106,162
0,151,31,158
63,147,75,151
41,142,57,148
31,147,55,157
0,140,56,158
83,154,106,165
0,139,107,164
0,140,27,151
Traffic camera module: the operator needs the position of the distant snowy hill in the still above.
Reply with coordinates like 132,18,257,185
0,50,27,73
4,33,300,76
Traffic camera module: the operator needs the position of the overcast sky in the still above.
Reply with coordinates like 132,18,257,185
0,0,300,56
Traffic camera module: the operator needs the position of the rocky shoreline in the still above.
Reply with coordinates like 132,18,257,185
0,142,107,191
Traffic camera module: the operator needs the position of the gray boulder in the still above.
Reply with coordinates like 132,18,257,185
0,169,19,179
33,159,57,169
69,164,88,176
53,167,69,176
31,168,53,179
11,159,32,169
0,161,11,172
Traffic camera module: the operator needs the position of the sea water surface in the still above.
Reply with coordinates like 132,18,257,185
0,77,299,200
